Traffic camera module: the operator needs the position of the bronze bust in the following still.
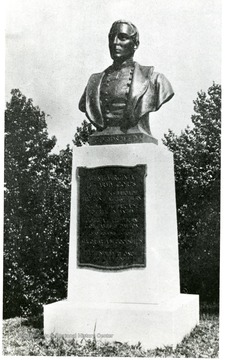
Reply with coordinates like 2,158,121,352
79,20,174,145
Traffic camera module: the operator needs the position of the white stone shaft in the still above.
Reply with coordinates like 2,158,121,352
67,143,180,304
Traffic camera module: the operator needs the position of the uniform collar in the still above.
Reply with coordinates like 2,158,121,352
111,58,135,70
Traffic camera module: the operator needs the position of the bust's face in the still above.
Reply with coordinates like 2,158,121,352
108,23,137,63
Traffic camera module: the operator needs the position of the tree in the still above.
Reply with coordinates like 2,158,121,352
73,119,95,146
4,89,72,317
163,83,221,304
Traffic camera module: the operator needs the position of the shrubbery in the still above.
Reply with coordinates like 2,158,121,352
4,90,72,317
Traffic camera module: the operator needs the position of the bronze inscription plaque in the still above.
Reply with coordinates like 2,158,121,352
77,165,147,270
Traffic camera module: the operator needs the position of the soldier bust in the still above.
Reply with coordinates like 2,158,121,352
79,20,174,145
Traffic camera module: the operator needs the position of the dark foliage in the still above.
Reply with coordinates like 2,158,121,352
163,83,221,304
73,119,95,146
4,89,72,318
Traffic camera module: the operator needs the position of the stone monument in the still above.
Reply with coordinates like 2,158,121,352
44,20,199,349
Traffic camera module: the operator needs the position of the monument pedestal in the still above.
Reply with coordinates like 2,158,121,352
44,143,199,349
44,295,199,349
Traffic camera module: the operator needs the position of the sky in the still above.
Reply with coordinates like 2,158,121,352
5,0,221,153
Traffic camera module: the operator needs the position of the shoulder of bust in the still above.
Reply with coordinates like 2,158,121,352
150,71,168,83
89,71,104,79
87,71,104,86
135,63,155,76
89,64,112,77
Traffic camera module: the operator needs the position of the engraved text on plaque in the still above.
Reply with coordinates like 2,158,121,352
77,165,146,270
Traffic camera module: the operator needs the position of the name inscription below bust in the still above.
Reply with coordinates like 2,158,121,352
77,165,147,270
89,127,158,146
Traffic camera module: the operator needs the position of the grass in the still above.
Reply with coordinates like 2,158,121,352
2,313,219,357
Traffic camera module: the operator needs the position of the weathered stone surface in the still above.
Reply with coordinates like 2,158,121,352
77,165,146,270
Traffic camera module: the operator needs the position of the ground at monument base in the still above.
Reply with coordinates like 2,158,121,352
44,293,199,350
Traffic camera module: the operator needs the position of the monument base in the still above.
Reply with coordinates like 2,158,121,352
44,294,199,349
43,144,199,349
89,126,158,145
